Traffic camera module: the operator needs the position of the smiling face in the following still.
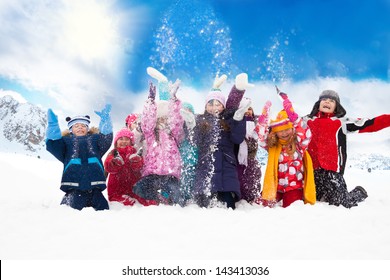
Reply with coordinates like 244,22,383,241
206,99,224,116
116,136,131,148
71,123,88,136
319,98,336,114
275,128,294,141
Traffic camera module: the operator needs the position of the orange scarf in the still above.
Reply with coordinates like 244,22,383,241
262,143,316,205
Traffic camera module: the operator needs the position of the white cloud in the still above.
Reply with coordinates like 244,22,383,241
0,89,27,103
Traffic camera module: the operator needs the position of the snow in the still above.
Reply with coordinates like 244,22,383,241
1,150,390,279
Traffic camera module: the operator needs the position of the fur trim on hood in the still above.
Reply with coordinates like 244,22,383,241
62,126,100,137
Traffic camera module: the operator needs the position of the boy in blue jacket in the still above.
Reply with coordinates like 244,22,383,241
46,105,113,211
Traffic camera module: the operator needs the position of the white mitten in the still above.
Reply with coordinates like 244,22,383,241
235,73,254,91
146,67,168,82
180,108,196,130
233,98,252,121
212,74,227,89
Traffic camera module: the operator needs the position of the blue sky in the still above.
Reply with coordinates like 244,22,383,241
0,0,389,123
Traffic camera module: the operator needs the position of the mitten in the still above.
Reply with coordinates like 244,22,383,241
112,150,125,166
212,74,227,89
46,109,62,140
235,73,254,91
180,108,196,130
257,101,272,125
95,104,112,135
148,82,157,101
169,79,181,100
278,92,298,122
233,98,252,121
128,153,142,163
146,67,168,83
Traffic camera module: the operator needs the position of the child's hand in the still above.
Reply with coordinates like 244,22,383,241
169,79,181,100
112,150,125,166
148,82,156,101
257,101,272,124
128,153,142,163
212,74,227,89
235,73,254,91
146,67,168,82
46,109,62,140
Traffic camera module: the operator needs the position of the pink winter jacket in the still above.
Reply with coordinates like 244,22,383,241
141,99,184,179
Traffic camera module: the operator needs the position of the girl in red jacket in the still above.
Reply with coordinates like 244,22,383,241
104,128,156,206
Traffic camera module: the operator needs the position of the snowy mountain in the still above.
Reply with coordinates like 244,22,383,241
0,95,47,156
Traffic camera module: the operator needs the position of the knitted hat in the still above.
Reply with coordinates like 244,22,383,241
182,102,195,114
205,89,226,108
319,90,340,103
66,115,90,130
125,113,138,126
269,110,293,133
114,128,134,147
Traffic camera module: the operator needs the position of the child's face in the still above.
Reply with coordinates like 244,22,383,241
245,107,253,117
71,123,88,136
319,98,336,114
206,99,224,116
275,128,294,141
116,136,131,148
127,122,138,131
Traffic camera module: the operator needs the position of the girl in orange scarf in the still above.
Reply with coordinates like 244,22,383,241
255,90,315,207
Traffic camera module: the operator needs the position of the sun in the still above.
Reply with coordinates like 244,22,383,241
61,1,118,61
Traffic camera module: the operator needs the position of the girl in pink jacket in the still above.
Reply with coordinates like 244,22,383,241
133,80,185,206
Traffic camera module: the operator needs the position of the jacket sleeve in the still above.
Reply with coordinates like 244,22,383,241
141,99,157,137
346,114,390,133
229,119,246,144
98,133,113,157
225,85,245,111
46,138,66,162
168,99,184,143
104,150,122,174
293,118,312,152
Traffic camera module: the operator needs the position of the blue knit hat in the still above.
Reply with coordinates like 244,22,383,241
66,115,90,130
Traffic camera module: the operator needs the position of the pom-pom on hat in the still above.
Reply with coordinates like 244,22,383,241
205,89,226,107
66,115,90,130
114,128,134,147
319,90,340,103
269,110,293,133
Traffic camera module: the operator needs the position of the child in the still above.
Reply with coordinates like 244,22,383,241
125,113,145,156
193,73,252,209
236,106,262,203
45,104,113,211
304,90,390,208
104,128,156,206
132,78,185,206
255,91,315,208
147,67,198,204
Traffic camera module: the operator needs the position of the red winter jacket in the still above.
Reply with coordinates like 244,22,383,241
104,146,145,204
305,113,390,175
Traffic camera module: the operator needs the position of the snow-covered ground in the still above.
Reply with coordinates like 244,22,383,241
1,150,390,279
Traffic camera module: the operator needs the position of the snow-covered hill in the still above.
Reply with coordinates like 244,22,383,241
0,95,47,157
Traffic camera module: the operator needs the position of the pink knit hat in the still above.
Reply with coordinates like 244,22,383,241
114,128,134,147
205,89,226,107
125,113,138,126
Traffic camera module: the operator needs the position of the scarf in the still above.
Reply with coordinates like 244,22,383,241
262,142,316,205
238,120,256,166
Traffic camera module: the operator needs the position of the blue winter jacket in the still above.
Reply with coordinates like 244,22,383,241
46,129,113,192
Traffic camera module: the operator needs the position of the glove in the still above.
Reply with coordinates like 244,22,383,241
146,67,168,82
95,104,112,135
279,93,298,122
180,108,196,130
212,74,227,89
257,101,272,125
128,153,141,161
148,82,157,101
169,79,181,100
46,109,62,140
112,150,125,166
233,98,252,121
235,73,254,91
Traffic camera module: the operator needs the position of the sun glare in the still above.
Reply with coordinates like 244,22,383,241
62,1,118,61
